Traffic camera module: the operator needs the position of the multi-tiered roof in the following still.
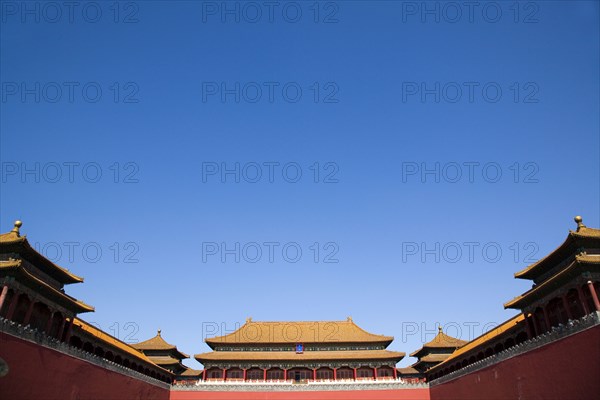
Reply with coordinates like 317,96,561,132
505,217,600,310
196,317,404,373
133,330,201,378
0,221,173,383
0,221,93,315
427,216,600,383
409,327,466,372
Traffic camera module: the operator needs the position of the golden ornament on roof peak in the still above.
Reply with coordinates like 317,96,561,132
11,220,22,236
574,215,585,231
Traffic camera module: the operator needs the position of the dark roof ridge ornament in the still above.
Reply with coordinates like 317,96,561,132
11,220,22,236
574,216,585,232
438,326,443,334
157,329,161,336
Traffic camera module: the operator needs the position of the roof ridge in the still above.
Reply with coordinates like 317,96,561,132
347,319,394,339
134,331,177,348
515,218,600,279
133,331,190,359
206,319,395,344
0,230,84,283
245,319,353,324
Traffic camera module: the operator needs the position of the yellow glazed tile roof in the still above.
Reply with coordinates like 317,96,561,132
133,330,190,359
206,318,393,345
409,328,467,357
514,223,600,279
0,260,93,313
397,366,420,374
429,314,525,372
0,229,83,283
415,354,451,363
505,254,599,309
73,318,171,372
179,368,203,377
147,356,183,365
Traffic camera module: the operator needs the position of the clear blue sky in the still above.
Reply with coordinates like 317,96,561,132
1,1,598,369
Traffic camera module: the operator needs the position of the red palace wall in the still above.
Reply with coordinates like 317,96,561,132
171,389,430,400
429,325,600,400
0,332,170,400
4,325,597,400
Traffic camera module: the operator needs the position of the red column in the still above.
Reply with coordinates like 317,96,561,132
333,368,337,380
531,312,541,336
373,367,377,381
542,305,551,332
587,281,600,311
263,368,267,381
57,318,66,340
0,285,9,313
5,292,19,320
64,318,74,343
313,368,316,381
283,369,287,381
243,368,247,381
524,315,534,338
561,294,573,320
577,286,591,314
353,368,357,381
204,369,208,381
23,300,35,325
224,368,228,381
45,312,55,334
393,367,398,380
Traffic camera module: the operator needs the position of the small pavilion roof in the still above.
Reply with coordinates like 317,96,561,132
414,354,451,363
514,217,600,281
72,318,172,376
428,314,525,373
195,349,405,362
179,368,203,377
133,330,189,359
0,221,83,284
397,366,420,375
206,317,393,347
146,355,184,366
411,354,452,372
409,327,467,357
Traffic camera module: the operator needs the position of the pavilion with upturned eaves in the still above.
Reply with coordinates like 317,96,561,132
427,216,600,383
0,221,172,383
409,326,467,373
503,216,600,334
133,330,202,381
0,221,94,340
195,317,405,382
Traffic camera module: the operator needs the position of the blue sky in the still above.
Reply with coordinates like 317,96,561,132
1,1,598,368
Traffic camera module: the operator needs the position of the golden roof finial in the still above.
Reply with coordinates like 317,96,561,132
246,317,252,323
574,216,585,231
157,329,161,336
347,316,352,322
11,220,22,236
438,326,443,334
